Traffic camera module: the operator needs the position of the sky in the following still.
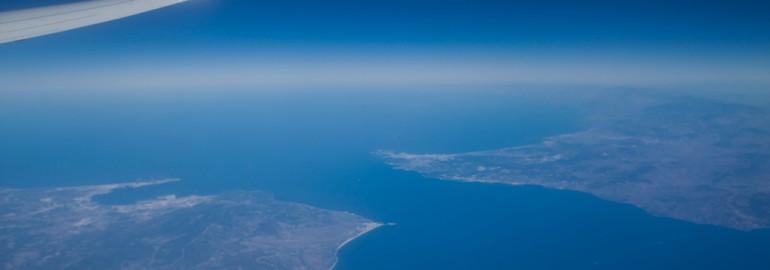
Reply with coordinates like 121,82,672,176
1,0,769,92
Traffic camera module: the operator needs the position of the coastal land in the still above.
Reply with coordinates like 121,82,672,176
379,91,770,231
0,179,378,270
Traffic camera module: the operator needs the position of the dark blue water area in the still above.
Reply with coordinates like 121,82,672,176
2,86,770,269
336,169,770,270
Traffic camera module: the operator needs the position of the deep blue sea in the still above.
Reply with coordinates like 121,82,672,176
1,87,769,269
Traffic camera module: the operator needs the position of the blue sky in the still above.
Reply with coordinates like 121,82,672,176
1,0,769,91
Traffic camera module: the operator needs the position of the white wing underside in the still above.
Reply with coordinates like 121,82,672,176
0,0,187,44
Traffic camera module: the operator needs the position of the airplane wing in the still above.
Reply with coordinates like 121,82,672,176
0,0,187,44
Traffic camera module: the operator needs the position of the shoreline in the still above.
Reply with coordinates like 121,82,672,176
329,222,385,270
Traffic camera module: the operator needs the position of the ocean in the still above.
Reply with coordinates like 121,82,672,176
1,87,769,269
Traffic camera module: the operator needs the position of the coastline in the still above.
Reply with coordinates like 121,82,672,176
329,222,385,270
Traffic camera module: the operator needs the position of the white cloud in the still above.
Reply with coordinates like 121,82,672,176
2,47,769,94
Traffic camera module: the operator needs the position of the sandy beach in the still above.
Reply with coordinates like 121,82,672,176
329,222,385,270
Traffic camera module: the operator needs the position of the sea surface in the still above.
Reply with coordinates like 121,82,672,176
1,87,769,269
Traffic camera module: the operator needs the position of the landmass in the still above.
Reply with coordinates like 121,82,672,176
0,179,380,269
378,91,770,231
